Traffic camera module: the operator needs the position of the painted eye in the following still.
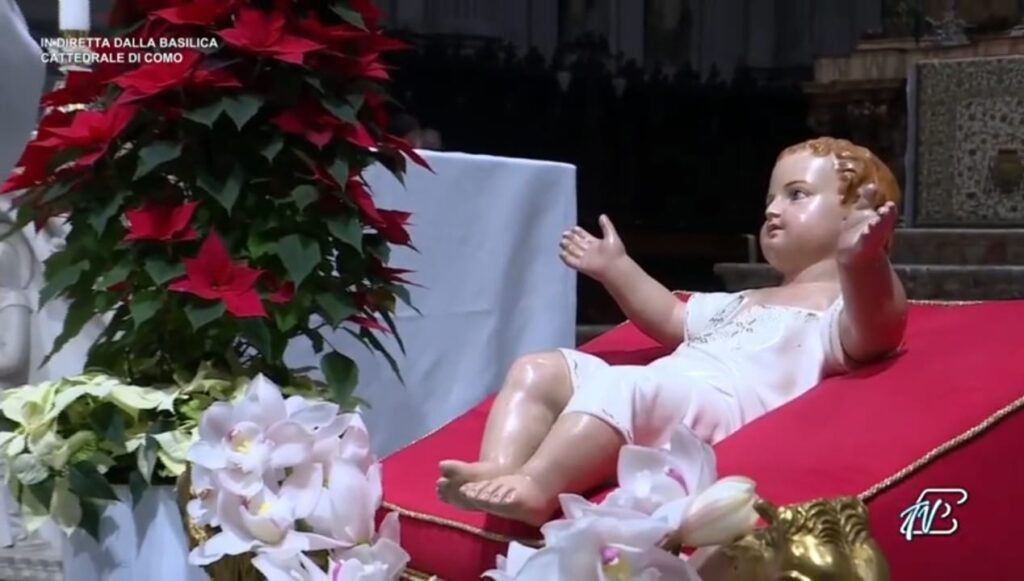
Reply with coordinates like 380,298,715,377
789,189,808,200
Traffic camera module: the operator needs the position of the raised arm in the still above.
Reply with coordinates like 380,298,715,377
835,192,908,364
560,215,687,347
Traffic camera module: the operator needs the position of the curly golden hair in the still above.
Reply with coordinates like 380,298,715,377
779,137,901,209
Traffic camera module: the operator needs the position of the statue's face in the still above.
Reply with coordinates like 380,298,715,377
760,151,850,273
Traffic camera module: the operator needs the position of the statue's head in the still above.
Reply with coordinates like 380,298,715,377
760,137,900,275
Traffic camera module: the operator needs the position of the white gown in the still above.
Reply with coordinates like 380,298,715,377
558,291,850,447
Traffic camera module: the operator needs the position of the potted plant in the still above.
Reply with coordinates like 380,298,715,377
0,0,424,576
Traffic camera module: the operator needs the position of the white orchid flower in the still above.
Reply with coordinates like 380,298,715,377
329,514,410,581
482,542,541,580
187,465,220,528
188,463,341,565
306,460,383,546
676,476,759,547
187,376,316,496
603,425,716,528
486,494,696,581
310,413,374,478
251,552,331,581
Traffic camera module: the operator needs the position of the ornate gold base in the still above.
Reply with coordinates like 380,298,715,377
697,497,889,581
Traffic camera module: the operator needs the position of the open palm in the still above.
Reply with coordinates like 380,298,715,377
559,214,626,281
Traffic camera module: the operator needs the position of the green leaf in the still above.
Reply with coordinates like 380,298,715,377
379,309,405,354
27,480,55,513
185,301,226,331
93,262,132,291
327,213,363,253
144,255,186,285
305,76,325,94
276,234,320,286
224,94,263,129
88,189,129,235
322,351,358,403
274,304,301,333
328,158,349,187
365,235,390,263
239,318,273,358
316,292,357,326
290,185,319,210
347,94,366,114
41,181,72,204
134,141,182,180
183,98,227,127
78,498,104,542
68,462,119,501
324,98,357,123
361,328,404,384
129,470,148,510
40,261,87,306
331,2,367,29
248,229,277,259
89,403,127,451
129,289,162,328
198,166,246,212
390,284,418,312
261,135,285,162
137,436,158,483
41,296,95,367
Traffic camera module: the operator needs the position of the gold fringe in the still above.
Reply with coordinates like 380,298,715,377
383,501,542,546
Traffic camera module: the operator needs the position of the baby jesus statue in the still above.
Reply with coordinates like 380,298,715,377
437,137,908,526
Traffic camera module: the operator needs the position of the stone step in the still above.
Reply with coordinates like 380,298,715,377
714,263,1024,301
889,228,1024,265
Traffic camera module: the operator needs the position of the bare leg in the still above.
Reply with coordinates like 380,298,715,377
437,352,574,506
460,412,623,526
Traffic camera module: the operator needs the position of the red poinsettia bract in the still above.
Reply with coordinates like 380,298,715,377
35,104,137,168
219,8,324,65
150,0,235,26
124,201,199,242
169,232,267,317
262,274,295,304
272,100,376,150
114,51,241,103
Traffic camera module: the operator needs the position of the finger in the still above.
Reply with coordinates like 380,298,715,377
598,214,618,243
570,229,591,247
571,226,594,242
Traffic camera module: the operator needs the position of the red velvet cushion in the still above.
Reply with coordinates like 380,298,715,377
380,300,1024,581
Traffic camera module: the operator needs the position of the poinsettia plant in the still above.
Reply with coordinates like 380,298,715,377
2,0,426,405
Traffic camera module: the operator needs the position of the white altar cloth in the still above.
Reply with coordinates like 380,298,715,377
286,151,578,456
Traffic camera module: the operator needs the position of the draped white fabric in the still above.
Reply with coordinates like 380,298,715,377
285,151,578,456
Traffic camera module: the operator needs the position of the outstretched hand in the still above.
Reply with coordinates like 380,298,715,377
559,214,627,281
838,186,898,265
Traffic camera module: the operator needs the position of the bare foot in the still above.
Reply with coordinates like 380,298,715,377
437,460,508,509
458,474,557,526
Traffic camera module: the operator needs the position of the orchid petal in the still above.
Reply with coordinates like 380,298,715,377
198,402,234,440
280,463,323,519
267,421,314,468
187,441,228,470
679,477,758,547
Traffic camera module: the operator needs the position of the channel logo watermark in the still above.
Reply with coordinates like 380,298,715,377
898,488,968,540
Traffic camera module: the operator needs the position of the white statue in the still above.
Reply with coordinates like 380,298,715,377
0,217,33,548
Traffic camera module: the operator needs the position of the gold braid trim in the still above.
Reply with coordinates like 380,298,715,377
858,393,1024,502
383,501,543,546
